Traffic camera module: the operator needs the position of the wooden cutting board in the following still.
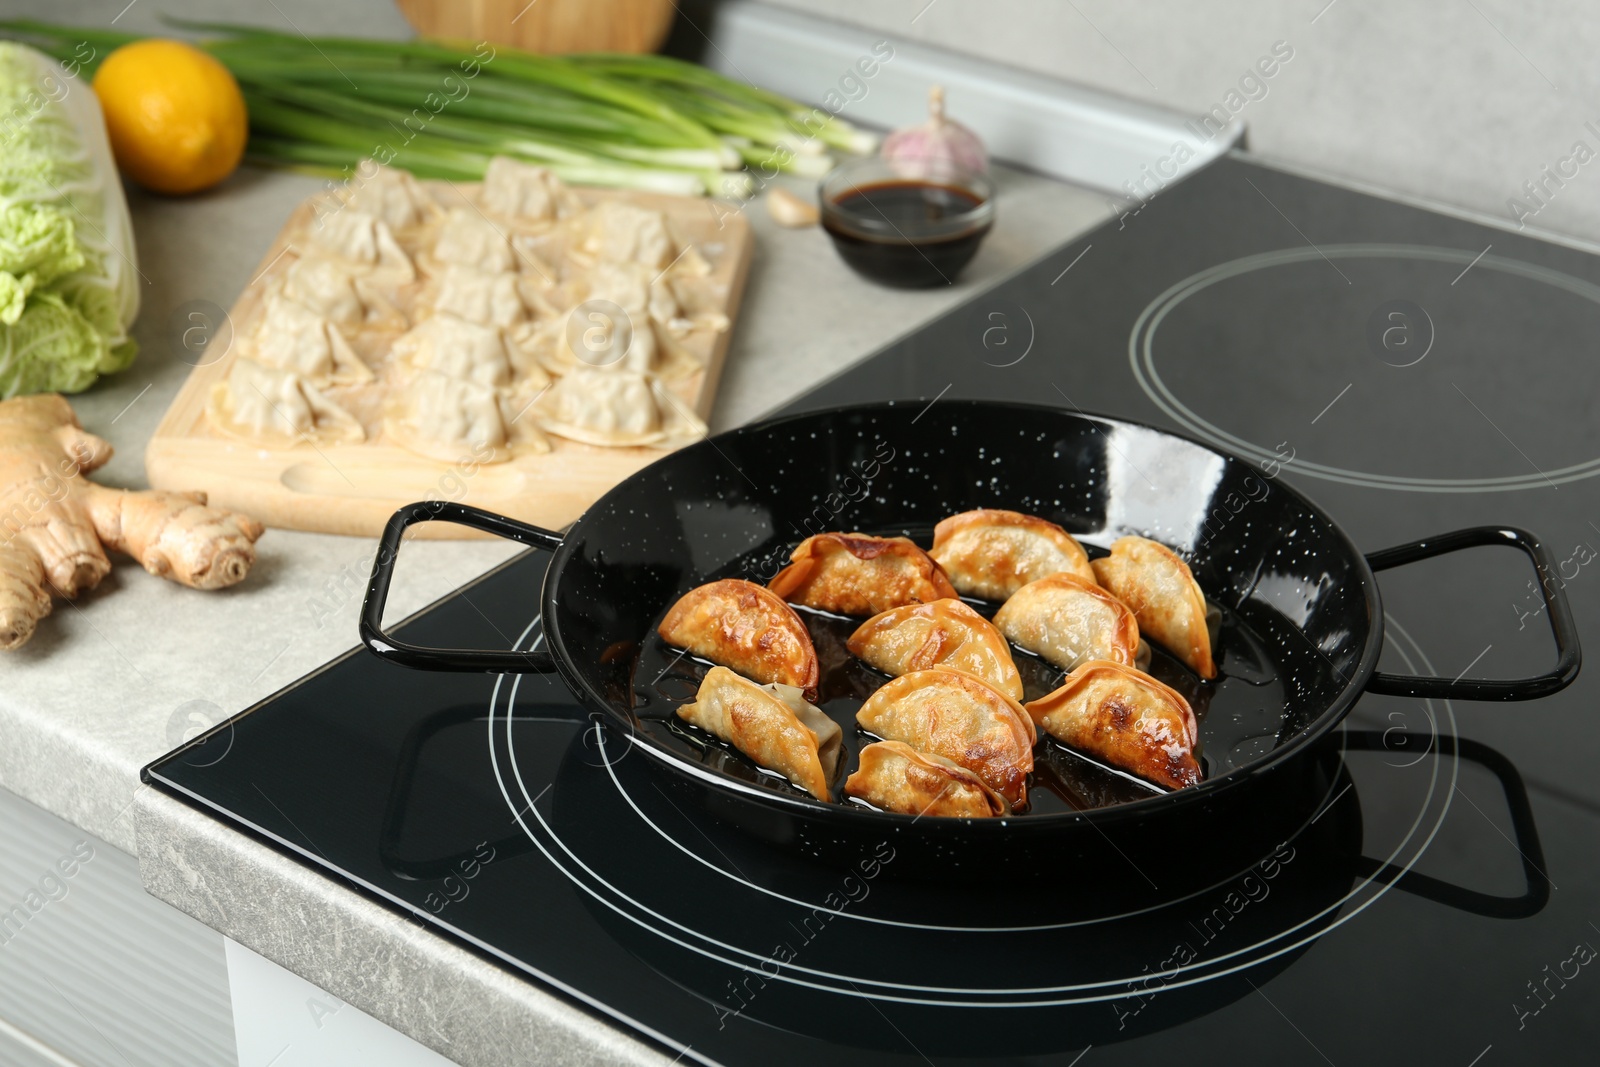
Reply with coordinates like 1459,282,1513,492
145,182,753,539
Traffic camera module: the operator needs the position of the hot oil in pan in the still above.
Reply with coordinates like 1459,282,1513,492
628,541,1294,816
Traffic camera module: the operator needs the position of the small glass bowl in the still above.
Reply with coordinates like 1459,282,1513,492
818,157,996,289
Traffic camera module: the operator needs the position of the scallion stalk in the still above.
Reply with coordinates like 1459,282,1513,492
0,17,872,197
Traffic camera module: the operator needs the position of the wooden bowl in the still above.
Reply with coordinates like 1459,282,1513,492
394,0,678,54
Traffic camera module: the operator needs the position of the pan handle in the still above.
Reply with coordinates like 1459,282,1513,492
1363,526,1580,700
360,501,565,673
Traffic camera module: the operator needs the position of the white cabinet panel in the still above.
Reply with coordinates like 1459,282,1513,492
227,939,456,1067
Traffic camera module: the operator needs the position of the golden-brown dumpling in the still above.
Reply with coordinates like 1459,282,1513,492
1026,660,1200,789
929,509,1095,599
1091,536,1217,679
677,667,841,801
768,533,957,617
855,668,1035,808
845,741,1007,818
846,598,1023,700
992,573,1141,674
659,579,819,700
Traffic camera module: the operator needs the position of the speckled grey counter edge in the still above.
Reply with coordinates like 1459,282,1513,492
134,790,671,1067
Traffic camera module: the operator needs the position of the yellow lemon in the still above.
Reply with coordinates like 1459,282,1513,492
92,39,248,195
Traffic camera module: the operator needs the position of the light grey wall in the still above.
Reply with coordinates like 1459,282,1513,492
752,0,1600,244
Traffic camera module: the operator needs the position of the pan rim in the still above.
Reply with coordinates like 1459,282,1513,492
540,398,1386,830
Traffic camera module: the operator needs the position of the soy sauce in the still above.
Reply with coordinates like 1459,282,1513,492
822,179,992,288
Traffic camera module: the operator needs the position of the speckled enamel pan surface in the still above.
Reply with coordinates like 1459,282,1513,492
540,400,1381,823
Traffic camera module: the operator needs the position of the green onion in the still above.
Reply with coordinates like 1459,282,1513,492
569,51,880,154
0,18,873,197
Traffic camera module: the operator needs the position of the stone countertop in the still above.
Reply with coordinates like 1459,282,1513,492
0,4,1111,1061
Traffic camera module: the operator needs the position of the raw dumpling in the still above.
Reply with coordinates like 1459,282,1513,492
534,368,705,447
845,741,1007,818
282,257,363,327
847,598,1023,701
433,264,526,328
992,573,1142,674
532,301,699,382
855,668,1035,807
308,209,414,279
393,313,528,389
1026,660,1200,789
253,293,372,386
677,666,842,801
562,261,702,380
345,162,437,231
579,200,674,270
480,156,573,221
283,256,403,330
659,579,819,699
385,368,550,463
930,508,1096,599
1091,536,1217,679
768,533,958,618
584,260,679,324
433,207,514,273
542,299,660,376
207,358,364,446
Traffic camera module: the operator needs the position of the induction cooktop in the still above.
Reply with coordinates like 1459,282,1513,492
148,153,1600,1065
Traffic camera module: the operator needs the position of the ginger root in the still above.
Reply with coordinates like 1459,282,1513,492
0,394,265,650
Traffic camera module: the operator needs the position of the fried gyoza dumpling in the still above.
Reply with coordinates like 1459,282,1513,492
845,741,1007,818
846,598,1023,701
1091,536,1217,679
769,533,958,617
1026,660,1200,789
659,579,819,700
677,667,841,801
855,668,1034,807
992,573,1141,674
929,509,1095,599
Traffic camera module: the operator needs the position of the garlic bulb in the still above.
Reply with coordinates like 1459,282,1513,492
880,85,988,174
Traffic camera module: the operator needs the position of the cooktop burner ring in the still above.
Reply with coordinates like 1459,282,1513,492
489,609,1464,1006
1129,243,1600,492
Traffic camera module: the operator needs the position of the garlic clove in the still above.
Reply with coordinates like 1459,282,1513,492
880,85,989,174
766,186,820,228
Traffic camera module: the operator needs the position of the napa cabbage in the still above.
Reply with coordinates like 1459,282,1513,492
0,41,139,397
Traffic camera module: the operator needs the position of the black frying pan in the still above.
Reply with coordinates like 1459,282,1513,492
360,401,1579,873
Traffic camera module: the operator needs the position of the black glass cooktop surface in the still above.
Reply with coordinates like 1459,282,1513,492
148,154,1600,1065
